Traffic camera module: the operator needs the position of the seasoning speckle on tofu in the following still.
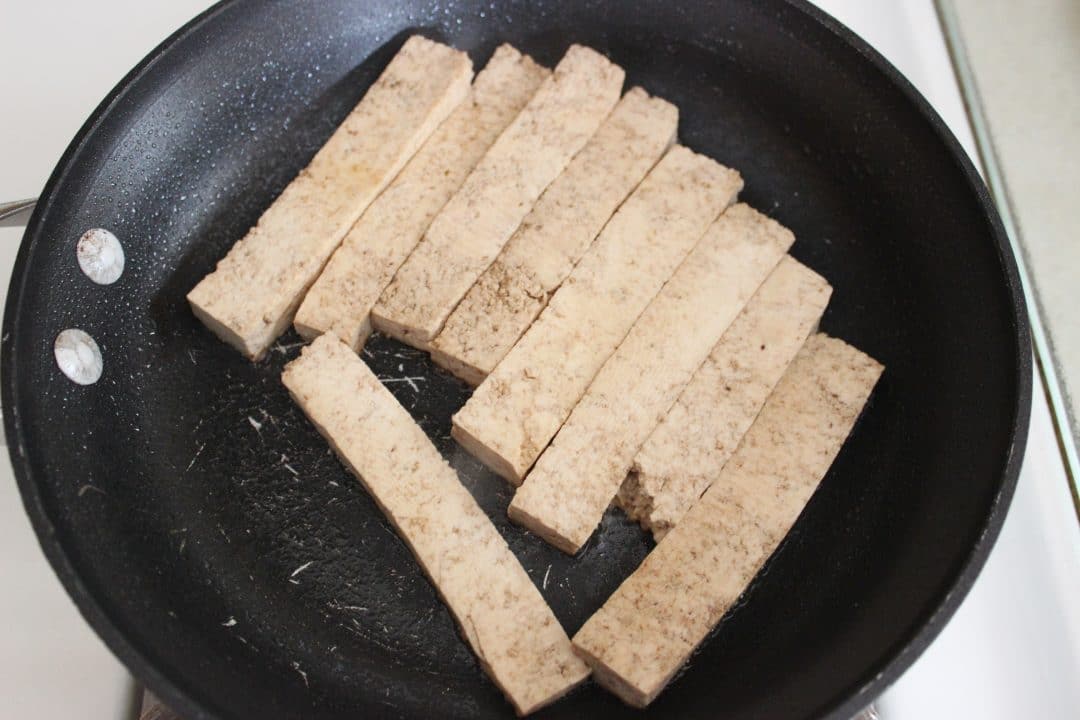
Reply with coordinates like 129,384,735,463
282,335,589,715
429,86,678,384
371,45,626,349
188,36,473,359
509,203,793,554
294,45,549,351
618,255,832,539
452,146,743,484
572,334,883,707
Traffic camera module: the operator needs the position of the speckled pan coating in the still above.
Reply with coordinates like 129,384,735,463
188,36,473,359
509,203,792,554
618,255,832,539
282,335,589,715
371,45,625,349
452,146,743,484
573,334,884,707
293,45,549,351
429,87,678,384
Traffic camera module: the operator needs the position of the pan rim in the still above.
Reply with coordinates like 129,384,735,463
1,1,1032,719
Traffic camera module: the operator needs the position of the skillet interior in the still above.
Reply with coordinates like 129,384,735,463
3,1,1029,718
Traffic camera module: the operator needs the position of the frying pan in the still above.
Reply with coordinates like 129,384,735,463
3,1,1030,718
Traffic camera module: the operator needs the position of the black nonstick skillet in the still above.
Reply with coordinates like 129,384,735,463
4,1,1030,718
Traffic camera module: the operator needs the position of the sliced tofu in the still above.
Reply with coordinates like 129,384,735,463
509,204,793,554
188,36,473,359
282,335,589,715
293,45,550,351
452,146,742,484
429,87,678,384
618,255,832,539
371,45,625,349
572,334,883,708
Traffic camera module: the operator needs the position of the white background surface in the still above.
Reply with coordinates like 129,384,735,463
1,2,1077,718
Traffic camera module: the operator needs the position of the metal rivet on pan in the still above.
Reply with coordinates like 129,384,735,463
54,329,103,385
76,228,124,285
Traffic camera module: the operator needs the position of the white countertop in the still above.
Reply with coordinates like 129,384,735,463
1,2,1077,718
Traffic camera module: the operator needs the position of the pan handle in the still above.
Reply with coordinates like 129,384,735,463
139,692,182,720
0,198,37,228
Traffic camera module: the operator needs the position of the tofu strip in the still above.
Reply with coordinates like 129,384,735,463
429,87,678,384
188,36,472,359
509,204,793,554
371,45,625,349
282,335,589,715
618,255,832,539
572,334,883,707
452,147,742,484
293,46,550,351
